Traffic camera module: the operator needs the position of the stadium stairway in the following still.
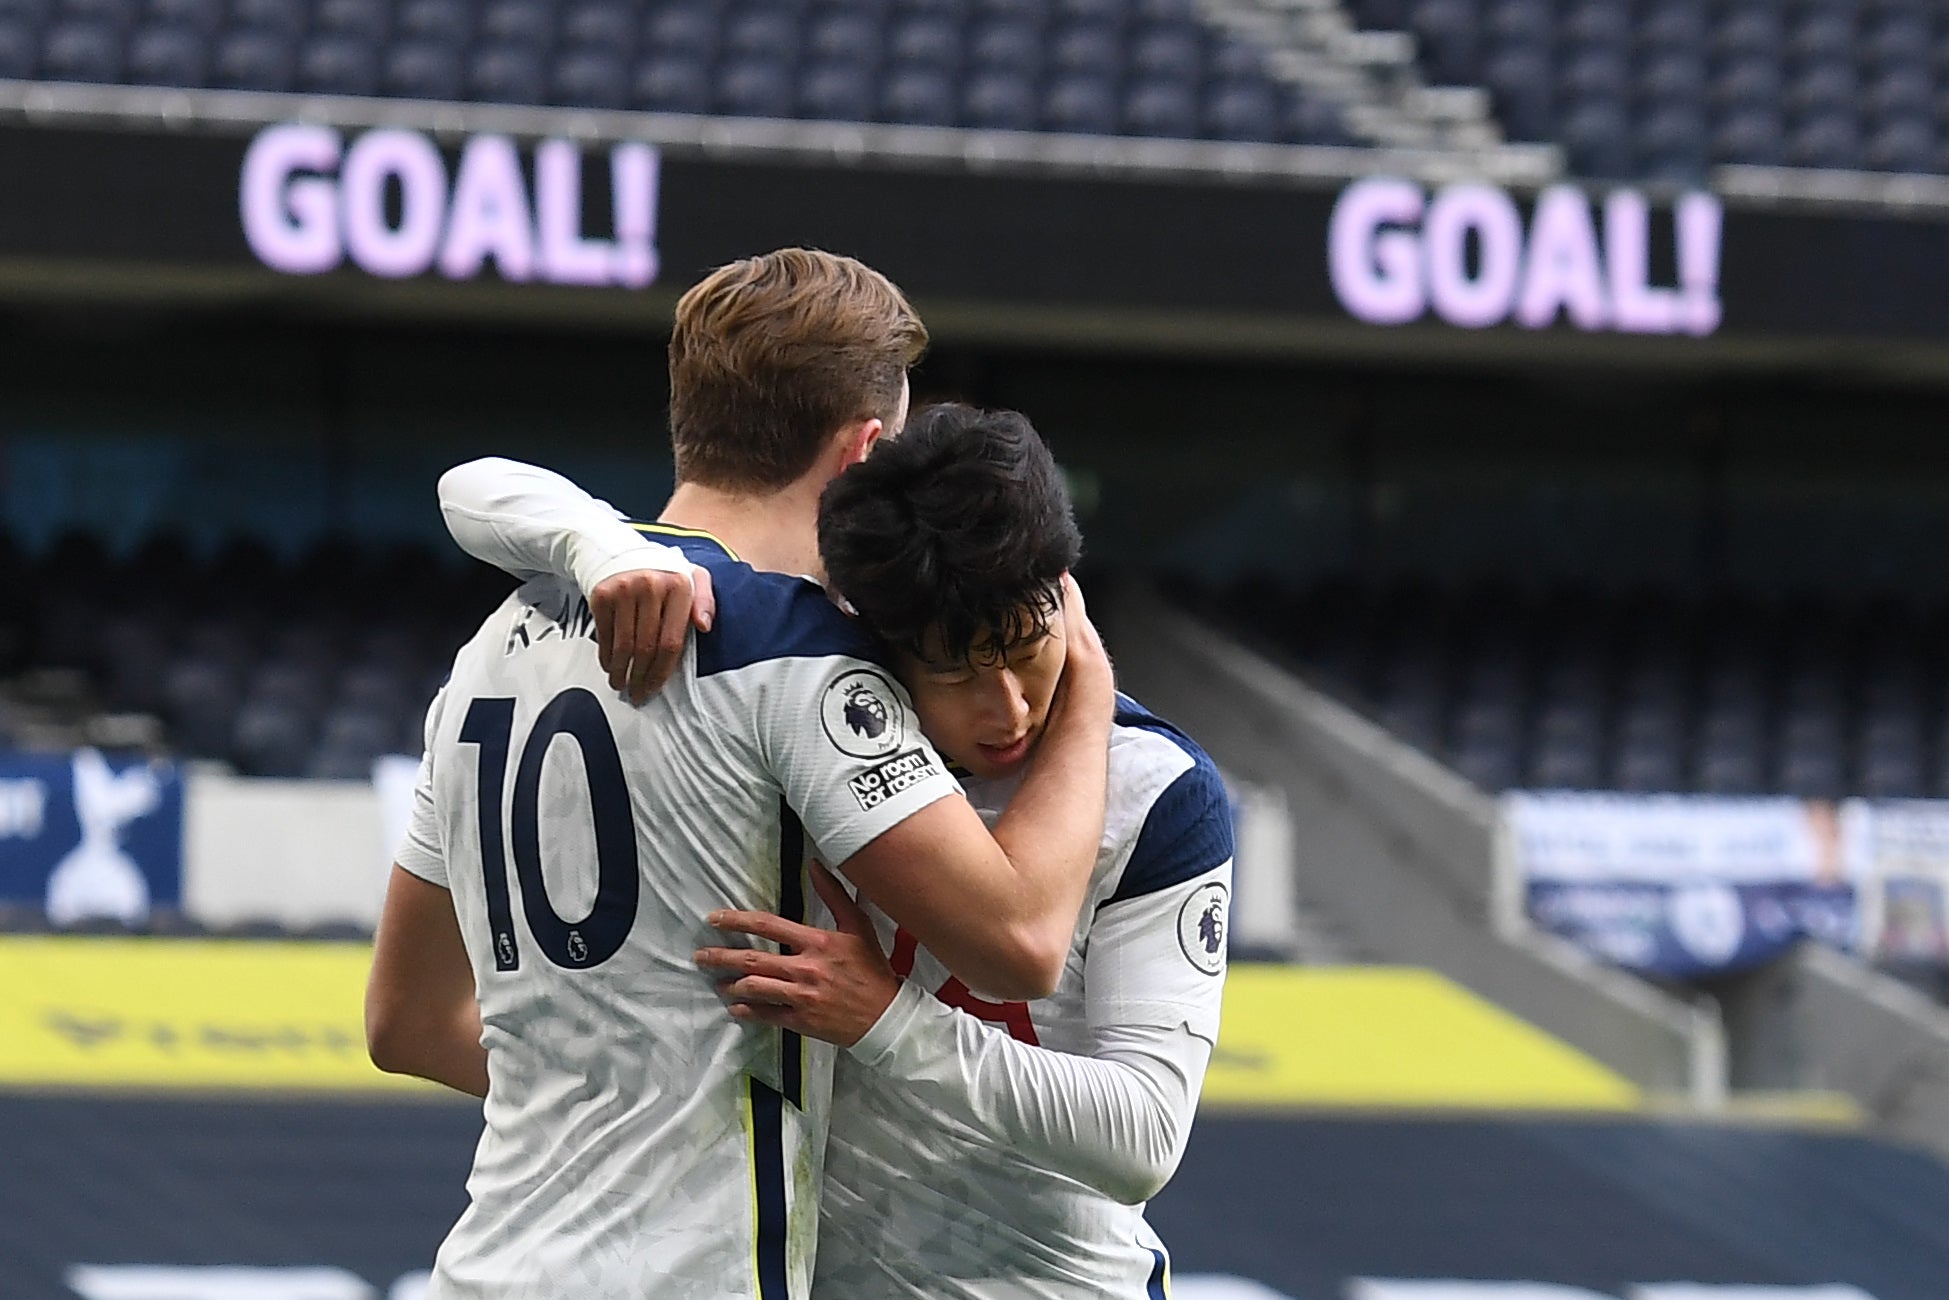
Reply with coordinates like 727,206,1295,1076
1106,584,1949,1159
1195,0,1552,164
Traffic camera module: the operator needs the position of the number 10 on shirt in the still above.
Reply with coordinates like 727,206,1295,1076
458,690,640,973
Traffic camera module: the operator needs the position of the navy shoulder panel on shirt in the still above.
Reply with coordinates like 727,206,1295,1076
631,527,887,678
1108,693,1236,904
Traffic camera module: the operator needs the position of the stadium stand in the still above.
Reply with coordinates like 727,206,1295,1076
9,524,1949,801
0,0,1396,146
1346,0,1949,178
1194,576,1949,800
0,531,506,778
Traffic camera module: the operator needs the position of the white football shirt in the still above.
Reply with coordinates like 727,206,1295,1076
396,528,961,1300
815,696,1234,1299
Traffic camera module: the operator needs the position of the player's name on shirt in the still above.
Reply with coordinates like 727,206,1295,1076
502,584,597,656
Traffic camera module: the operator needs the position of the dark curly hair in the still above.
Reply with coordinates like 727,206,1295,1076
817,403,1082,666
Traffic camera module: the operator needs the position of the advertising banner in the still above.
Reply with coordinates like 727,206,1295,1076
1505,794,1861,977
0,749,182,927
5,120,1949,347
1,1098,1942,1300
0,936,431,1091
1853,800,1949,962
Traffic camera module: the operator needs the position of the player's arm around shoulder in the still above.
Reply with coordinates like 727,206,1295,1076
437,456,713,700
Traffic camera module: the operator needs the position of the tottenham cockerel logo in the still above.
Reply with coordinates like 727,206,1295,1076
822,669,905,759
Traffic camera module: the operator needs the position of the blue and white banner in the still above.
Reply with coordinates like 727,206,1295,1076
1858,800,1949,962
0,749,183,925
1504,793,1864,977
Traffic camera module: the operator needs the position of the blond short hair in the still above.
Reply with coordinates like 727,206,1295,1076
668,249,929,492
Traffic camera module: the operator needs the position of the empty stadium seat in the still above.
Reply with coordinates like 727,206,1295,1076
1790,63,1860,120
643,3,716,58
125,20,206,81
1713,107,1787,164
1123,78,1198,138
1560,98,1630,175
1869,116,1935,171
1790,11,1856,67
1407,0,1474,85
60,0,136,30
971,0,1041,20
306,707,398,779
383,37,461,98
1558,47,1627,104
1561,0,1628,49
0,19,31,76
1530,737,1602,790
211,27,291,88
1638,3,1705,54
1791,113,1863,168
727,6,801,64
899,0,971,21
888,13,957,69
1714,58,1785,116
800,60,874,119
469,43,544,102
805,9,880,65
312,0,385,39
41,20,123,81
963,68,1037,128
970,17,1038,72
232,0,301,33
1614,741,1684,794
1714,10,1783,64
1286,92,1352,145
880,63,955,124
1484,46,1551,139
1453,739,1521,792
633,53,710,111
479,0,552,47
720,56,798,115
230,698,316,777
550,51,623,104
1052,21,1120,77
162,660,241,758
1130,23,1199,81
1203,79,1278,141
0,0,51,26
559,1,629,50
298,32,379,93
1484,0,1548,51
395,0,468,42
1636,105,1708,180
1866,14,1932,70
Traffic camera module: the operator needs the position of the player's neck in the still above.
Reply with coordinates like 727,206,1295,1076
660,479,826,580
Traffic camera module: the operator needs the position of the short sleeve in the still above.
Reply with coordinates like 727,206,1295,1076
756,655,962,870
393,686,450,888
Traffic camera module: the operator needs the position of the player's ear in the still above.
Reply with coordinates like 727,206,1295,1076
840,417,885,469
